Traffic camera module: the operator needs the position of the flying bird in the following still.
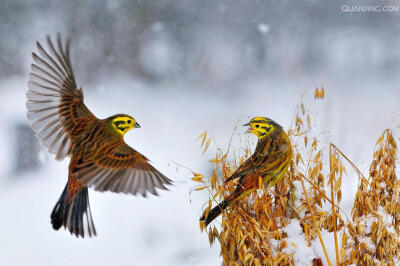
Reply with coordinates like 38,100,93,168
200,117,292,226
26,34,172,237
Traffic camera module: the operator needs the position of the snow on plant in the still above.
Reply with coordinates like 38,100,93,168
192,88,400,265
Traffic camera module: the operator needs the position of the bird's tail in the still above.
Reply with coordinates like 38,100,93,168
200,195,236,226
51,183,97,238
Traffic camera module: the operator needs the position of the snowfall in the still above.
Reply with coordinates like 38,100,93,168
1,71,399,266
1,2,400,264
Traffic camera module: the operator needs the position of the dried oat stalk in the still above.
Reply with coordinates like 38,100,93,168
194,91,400,265
349,129,400,265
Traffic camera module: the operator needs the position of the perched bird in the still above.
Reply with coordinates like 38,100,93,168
200,117,292,226
26,34,172,237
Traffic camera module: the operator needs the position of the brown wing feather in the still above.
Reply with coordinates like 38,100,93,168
73,141,172,197
224,140,268,183
26,34,96,160
224,130,288,183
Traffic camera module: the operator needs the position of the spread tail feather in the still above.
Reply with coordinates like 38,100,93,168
51,184,97,238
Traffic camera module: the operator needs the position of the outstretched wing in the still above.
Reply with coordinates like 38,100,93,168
26,34,96,160
73,141,172,197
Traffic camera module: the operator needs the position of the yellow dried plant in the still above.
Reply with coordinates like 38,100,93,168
194,90,400,266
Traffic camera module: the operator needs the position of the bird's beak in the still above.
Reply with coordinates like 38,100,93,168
134,122,141,128
243,122,252,133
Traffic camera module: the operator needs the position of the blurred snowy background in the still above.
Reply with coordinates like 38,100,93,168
1,0,400,265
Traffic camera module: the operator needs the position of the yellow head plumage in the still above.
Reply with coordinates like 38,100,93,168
108,114,140,136
244,117,281,139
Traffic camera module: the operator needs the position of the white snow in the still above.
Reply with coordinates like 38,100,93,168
258,23,270,34
282,220,316,265
1,58,400,266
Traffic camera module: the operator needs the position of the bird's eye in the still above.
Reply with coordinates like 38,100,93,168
127,120,131,124
255,125,260,128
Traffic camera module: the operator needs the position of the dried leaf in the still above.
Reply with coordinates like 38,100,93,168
203,138,211,154
192,173,204,182
211,169,218,188
194,186,207,191
197,131,207,147
314,87,325,99
312,138,317,150
314,151,321,163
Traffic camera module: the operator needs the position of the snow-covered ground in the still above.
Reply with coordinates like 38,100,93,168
0,72,399,265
